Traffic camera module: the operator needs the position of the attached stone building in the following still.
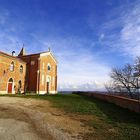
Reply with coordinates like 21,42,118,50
0,48,57,94
0,51,26,94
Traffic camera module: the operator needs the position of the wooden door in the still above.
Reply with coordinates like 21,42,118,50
8,83,12,93
46,82,49,93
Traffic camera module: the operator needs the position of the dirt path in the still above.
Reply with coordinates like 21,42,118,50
0,97,93,140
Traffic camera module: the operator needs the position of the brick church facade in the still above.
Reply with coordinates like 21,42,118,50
0,48,57,94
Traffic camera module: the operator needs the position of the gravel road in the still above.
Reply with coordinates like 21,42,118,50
0,97,66,140
0,97,91,140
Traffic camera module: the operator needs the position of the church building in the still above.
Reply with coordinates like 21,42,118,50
0,48,57,94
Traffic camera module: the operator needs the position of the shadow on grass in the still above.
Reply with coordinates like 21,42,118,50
39,93,140,127
80,94,140,126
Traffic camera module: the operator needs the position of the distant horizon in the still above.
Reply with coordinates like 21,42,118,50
0,0,140,91
58,90,107,93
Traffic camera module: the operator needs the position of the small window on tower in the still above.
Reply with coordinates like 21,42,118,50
10,62,14,71
48,65,51,71
20,65,23,73
47,64,51,71
31,61,35,65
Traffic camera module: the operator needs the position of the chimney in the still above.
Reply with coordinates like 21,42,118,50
12,51,16,56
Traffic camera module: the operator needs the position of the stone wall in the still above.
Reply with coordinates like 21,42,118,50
73,92,140,113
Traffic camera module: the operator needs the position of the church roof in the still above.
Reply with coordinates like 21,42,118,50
0,51,26,63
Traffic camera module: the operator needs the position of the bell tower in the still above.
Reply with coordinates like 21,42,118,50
18,47,26,56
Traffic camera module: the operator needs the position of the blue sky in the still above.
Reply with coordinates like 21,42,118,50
0,0,140,91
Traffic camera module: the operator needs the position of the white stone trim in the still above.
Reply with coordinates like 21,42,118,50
40,52,49,57
52,76,55,87
38,91,46,94
0,90,57,94
21,90,24,93
42,74,45,85
49,90,57,94
38,90,57,94
0,91,7,94
40,52,57,64
0,90,17,94
43,62,45,69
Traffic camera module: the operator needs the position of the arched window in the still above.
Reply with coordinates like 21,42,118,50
10,62,14,71
20,65,23,73
18,80,22,88
47,63,51,71
46,76,51,84
9,78,13,83
18,80,22,93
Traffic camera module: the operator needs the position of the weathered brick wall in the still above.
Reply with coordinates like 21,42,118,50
0,54,26,93
19,55,39,92
73,92,140,113
0,51,57,94
19,52,57,94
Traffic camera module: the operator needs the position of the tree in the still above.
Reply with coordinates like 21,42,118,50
110,65,132,98
104,81,115,93
134,57,140,73
106,57,140,98
105,80,123,94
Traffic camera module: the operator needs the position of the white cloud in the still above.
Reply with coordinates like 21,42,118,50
0,9,25,54
46,38,110,91
0,9,9,25
99,33,105,41
0,30,111,91
29,35,111,91
120,4,140,56
0,31,23,54
98,1,140,58
0,6,113,92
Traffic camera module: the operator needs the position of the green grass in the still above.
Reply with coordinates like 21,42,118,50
1,93,140,140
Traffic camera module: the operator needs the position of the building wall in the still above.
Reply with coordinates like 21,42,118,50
19,55,39,92
0,51,57,94
39,54,57,94
0,54,26,94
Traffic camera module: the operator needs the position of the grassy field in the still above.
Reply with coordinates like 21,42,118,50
1,93,140,140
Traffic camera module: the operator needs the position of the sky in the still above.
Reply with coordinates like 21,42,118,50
0,0,140,91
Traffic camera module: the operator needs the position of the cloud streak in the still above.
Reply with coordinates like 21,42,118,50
25,33,110,91
0,0,140,91
98,1,140,57
30,35,111,91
